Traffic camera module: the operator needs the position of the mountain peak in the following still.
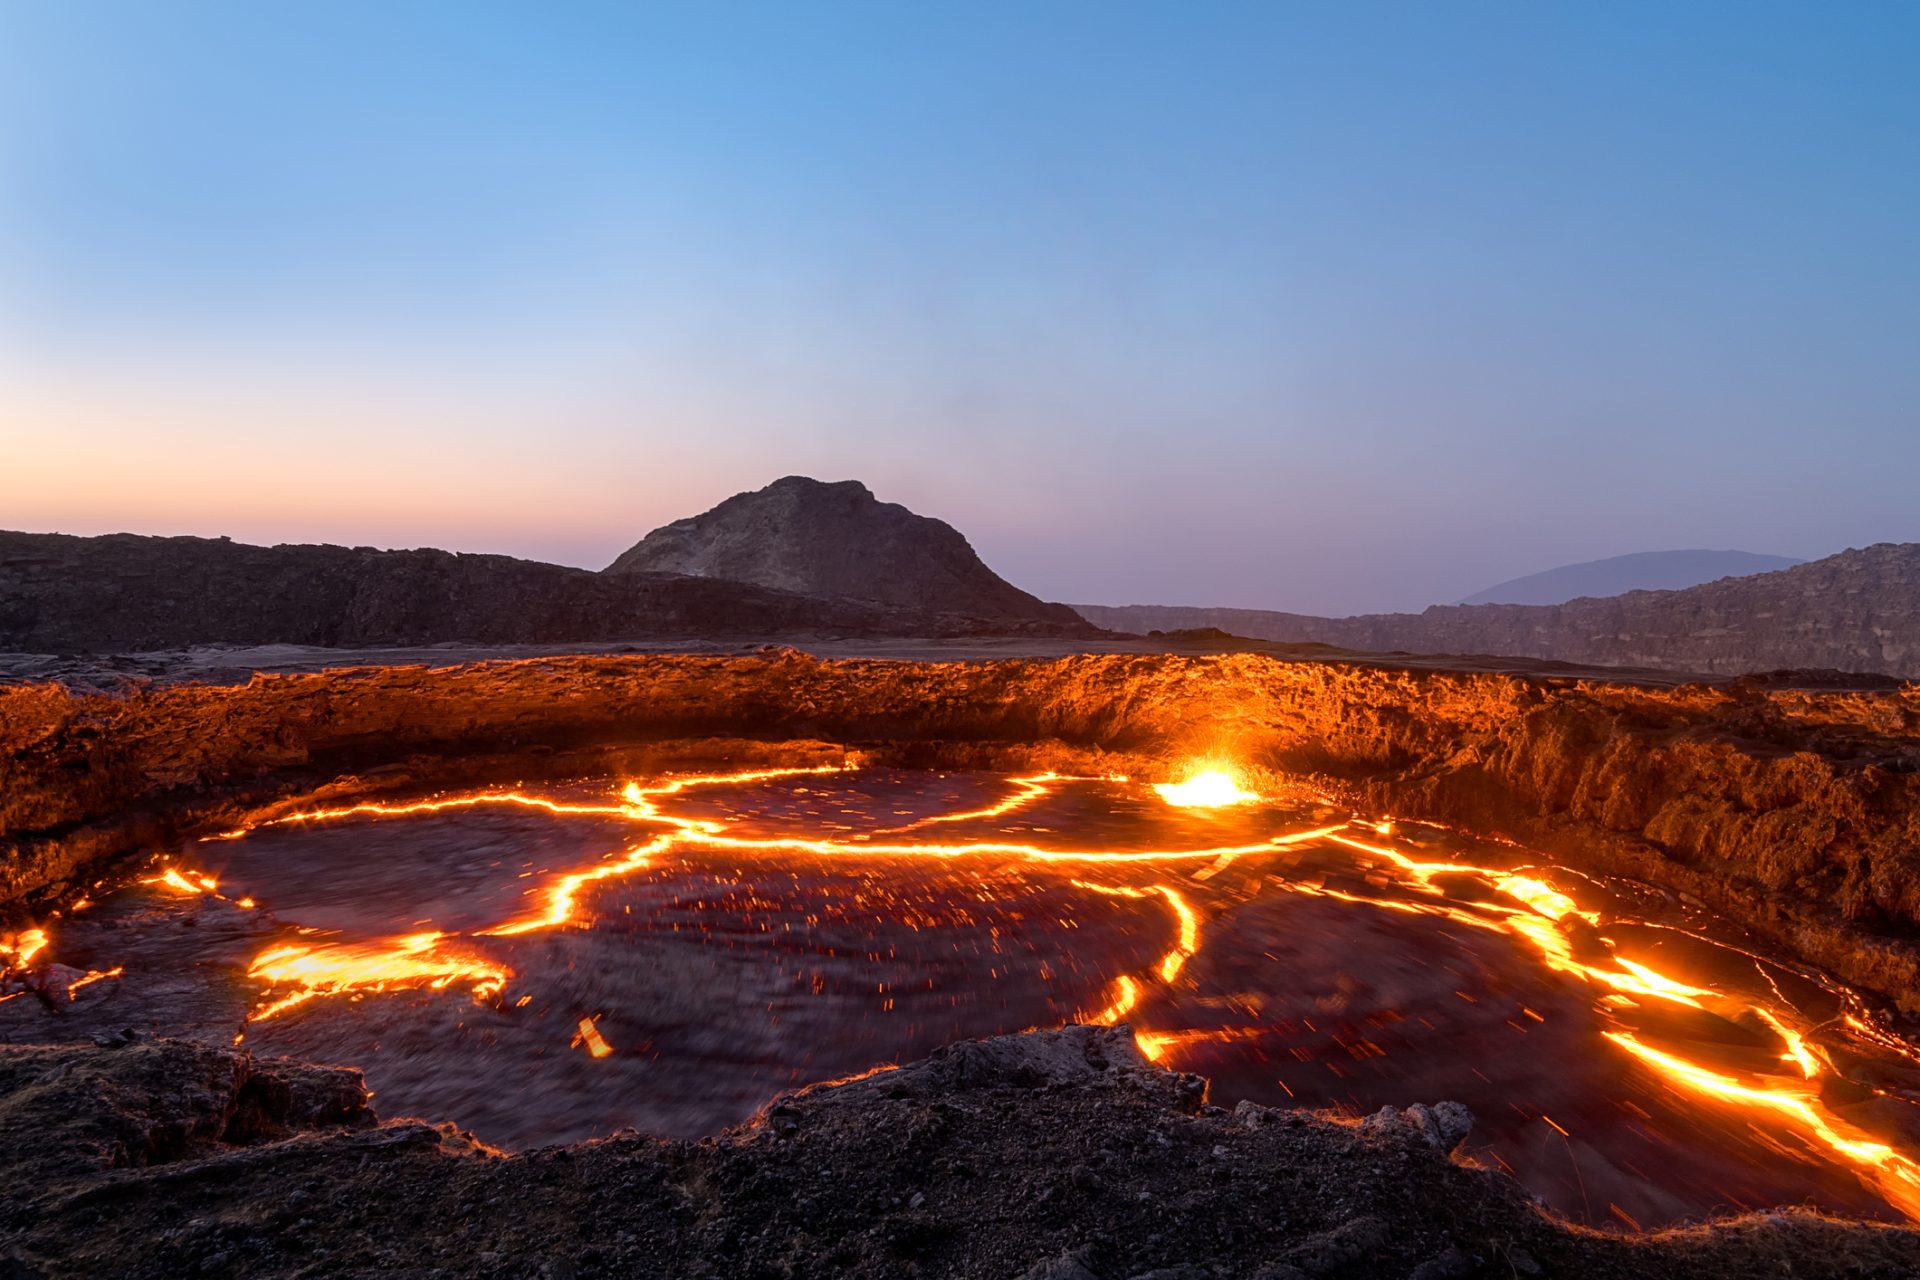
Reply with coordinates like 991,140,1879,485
604,477,1084,626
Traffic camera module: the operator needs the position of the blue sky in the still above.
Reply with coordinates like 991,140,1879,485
2,2,1916,614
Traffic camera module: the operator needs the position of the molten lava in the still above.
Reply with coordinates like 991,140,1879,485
247,932,507,1021
19,761,1920,1227
1152,768,1259,809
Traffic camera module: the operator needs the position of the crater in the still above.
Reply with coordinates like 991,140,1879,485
6,649,1920,1272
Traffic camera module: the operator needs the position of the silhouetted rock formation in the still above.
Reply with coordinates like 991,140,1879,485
0,531,1089,653
606,476,1086,628
1078,543,1920,677
1459,548,1803,606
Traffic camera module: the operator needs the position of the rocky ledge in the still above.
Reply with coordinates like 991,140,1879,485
2,1025,1915,1279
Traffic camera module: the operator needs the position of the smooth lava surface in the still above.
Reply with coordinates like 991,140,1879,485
8,764,1920,1232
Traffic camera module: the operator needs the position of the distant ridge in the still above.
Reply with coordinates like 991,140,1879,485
0,474,1110,651
0,532,1024,651
606,476,1086,629
1460,549,1803,606
1074,543,1920,677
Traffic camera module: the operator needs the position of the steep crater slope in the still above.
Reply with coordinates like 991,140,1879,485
3,651,1919,1012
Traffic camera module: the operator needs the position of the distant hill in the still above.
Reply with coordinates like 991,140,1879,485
1460,549,1803,606
606,476,1087,629
1075,543,1920,677
0,528,1092,653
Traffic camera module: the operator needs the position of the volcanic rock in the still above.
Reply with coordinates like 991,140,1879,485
1,1026,1916,1278
605,476,1087,627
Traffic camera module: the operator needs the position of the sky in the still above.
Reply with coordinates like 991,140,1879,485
2,3,1916,616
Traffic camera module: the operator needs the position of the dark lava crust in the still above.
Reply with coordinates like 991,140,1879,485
4,1026,1917,1280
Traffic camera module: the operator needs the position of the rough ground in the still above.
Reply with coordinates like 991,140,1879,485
3,1026,1915,1280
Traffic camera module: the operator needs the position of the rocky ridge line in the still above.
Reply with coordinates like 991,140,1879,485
1077,543,1920,677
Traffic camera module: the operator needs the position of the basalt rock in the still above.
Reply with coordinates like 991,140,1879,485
2,651,1919,1015
0,1035,371,1190
1,1026,1915,1279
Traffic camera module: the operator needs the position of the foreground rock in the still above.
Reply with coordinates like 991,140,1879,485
1078,542,1920,677
607,475,1089,628
2,1026,1914,1279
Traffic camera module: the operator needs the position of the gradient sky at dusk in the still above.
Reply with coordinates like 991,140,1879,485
3,3,1916,615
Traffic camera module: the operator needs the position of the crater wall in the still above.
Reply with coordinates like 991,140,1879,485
4,652,1918,1006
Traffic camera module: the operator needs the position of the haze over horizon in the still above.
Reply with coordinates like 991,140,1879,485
4,3,1917,615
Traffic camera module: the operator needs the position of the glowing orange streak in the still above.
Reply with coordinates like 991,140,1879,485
483,839,667,936
1071,881,1153,899
573,1017,613,1058
1157,886,1200,981
1068,880,1201,1006
1502,913,1714,1008
1321,831,1716,1007
1087,975,1141,1026
873,772,1064,833
225,791,642,836
1326,833,1592,922
1134,1026,1270,1062
143,867,219,895
1843,1011,1920,1069
1,926,49,972
247,932,507,1022
65,966,123,997
615,764,852,829
1607,1031,1920,1218
1294,877,1714,1009
1754,1007,1822,1079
